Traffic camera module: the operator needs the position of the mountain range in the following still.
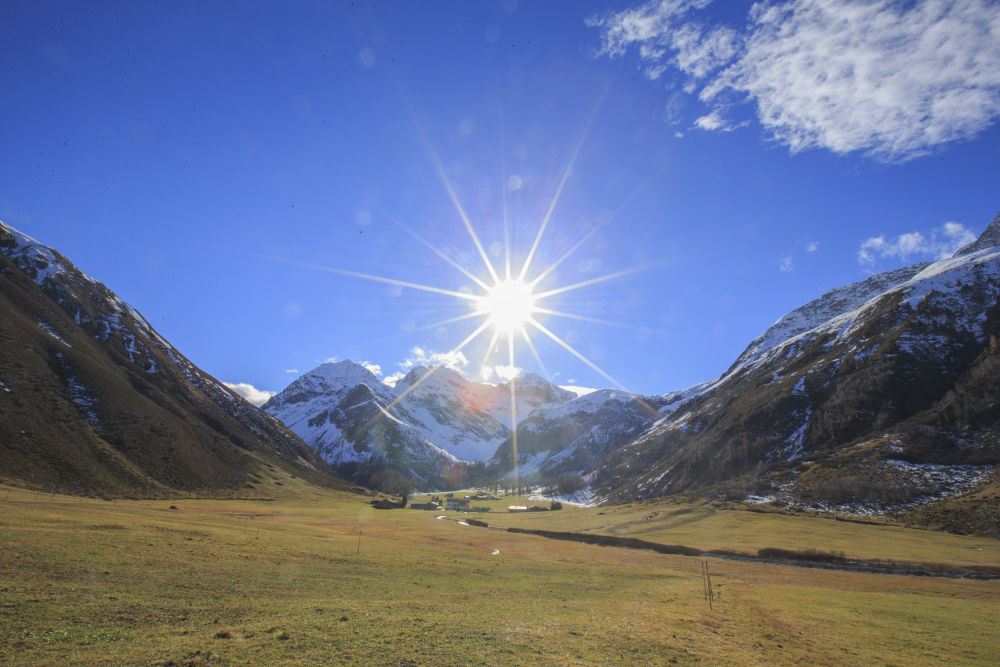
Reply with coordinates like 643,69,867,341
2,213,998,534
264,213,1000,533
262,361,578,490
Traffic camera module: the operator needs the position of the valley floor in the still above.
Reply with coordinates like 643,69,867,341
1,479,998,665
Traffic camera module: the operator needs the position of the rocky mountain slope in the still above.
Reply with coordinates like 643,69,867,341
489,389,667,490
0,221,341,497
263,360,577,489
591,212,1000,531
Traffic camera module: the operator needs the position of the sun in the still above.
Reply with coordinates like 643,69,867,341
477,278,537,335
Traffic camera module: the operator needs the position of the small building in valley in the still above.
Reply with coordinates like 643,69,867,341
446,497,471,512
409,501,440,510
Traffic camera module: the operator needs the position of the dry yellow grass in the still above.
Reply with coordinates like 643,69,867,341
2,482,998,665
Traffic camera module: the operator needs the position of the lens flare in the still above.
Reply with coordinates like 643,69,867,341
477,278,537,335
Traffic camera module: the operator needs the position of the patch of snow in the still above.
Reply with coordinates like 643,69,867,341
771,407,811,461
37,319,70,347
55,354,99,427
648,467,672,487
883,459,990,490
527,484,600,507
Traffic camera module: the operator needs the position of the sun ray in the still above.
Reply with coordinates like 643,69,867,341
519,323,549,379
394,87,502,283
517,131,586,283
517,83,611,283
532,263,656,301
506,329,519,492
377,209,491,291
528,317,661,419
414,127,500,284
500,117,512,282
352,320,493,440
529,189,643,288
478,329,501,380
527,317,624,390
531,306,652,331
294,261,481,302
370,311,484,344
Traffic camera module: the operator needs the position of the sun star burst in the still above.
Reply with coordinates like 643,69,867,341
477,278,537,336
291,119,658,490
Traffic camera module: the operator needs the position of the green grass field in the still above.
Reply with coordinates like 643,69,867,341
2,480,999,665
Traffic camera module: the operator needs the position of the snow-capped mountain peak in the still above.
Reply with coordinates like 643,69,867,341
312,359,381,389
955,212,1000,256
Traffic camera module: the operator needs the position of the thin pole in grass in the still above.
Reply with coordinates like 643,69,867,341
357,529,362,555
701,561,714,610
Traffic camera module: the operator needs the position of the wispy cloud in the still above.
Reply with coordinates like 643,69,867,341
779,255,794,273
224,382,276,407
589,0,1000,161
858,221,977,267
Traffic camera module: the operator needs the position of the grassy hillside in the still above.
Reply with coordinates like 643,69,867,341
2,480,998,665
0,231,339,498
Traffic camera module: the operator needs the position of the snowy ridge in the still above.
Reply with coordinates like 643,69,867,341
690,243,1000,399
266,361,577,466
731,263,927,371
1,220,293,447
523,388,641,423
0,221,77,286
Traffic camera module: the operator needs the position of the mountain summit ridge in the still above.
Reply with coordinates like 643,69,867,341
0,220,336,496
263,358,580,486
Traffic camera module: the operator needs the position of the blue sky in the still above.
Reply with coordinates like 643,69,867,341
2,0,998,403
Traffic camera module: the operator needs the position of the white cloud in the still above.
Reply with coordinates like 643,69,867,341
589,0,732,81
380,347,472,387
561,385,599,397
284,368,298,374
779,255,794,273
382,372,405,388
807,241,819,253
694,110,726,131
402,346,470,371
360,361,382,377
858,221,977,266
224,382,276,407
493,364,523,381
590,0,1000,161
